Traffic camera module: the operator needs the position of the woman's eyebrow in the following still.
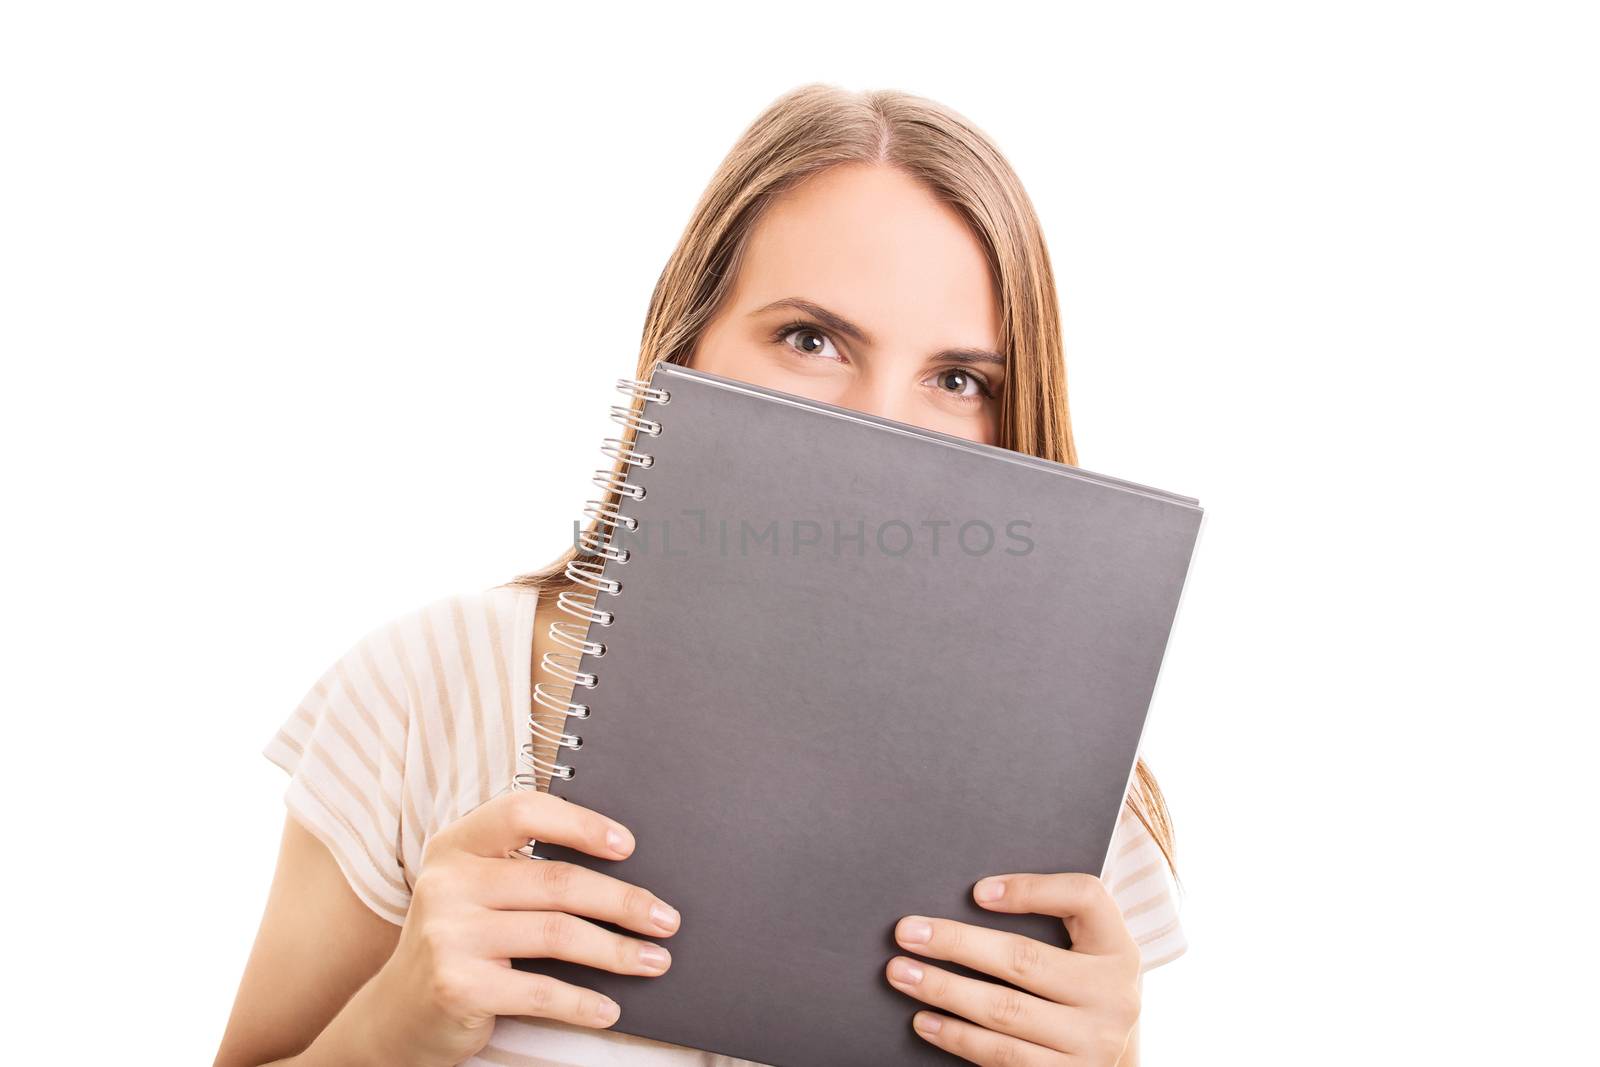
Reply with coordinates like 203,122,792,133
750,297,1005,367
932,348,1006,368
750,297,872,345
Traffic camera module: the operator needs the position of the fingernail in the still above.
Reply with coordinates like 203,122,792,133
896,917,933,945
638,944,670,972
974,877,1006,902
914,1012,943,1035
889,957,924,985
607,827,631,854
650,901,681,932
593,997,620,1025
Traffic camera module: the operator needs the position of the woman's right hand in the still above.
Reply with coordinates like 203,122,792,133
347,789,681,1067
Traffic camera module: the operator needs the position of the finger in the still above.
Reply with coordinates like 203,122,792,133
973,873,1137,959
439,788,635,860
465,854,681,937
908,1010,1069,1066
885,955,1083,1053
474,960,623,1029
894,914,1092,1005
473,910,673,977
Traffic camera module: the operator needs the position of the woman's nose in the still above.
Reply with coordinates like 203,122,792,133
835,371,917,427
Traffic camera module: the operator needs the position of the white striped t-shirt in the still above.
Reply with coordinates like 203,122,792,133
262,585,1187,1067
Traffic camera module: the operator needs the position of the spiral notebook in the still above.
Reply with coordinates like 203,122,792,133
512,364,1203,1066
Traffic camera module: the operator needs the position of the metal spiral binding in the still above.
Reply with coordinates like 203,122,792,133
511,376,668,860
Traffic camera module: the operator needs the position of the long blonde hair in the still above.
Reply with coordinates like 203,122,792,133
505,82,1178,878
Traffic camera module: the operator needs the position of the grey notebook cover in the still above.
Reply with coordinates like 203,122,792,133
516,363,1202,1065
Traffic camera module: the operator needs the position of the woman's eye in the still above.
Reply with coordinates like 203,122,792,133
779,326,841,361
930,368,986,399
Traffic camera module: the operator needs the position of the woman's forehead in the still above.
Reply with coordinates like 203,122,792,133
735,163,1001,352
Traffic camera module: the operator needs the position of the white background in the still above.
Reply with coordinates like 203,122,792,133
3,2,1596,1063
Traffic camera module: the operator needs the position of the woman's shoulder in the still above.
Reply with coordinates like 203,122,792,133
338,584,538,702
367,582,540,783
266,584,540,813
381,582,537,651
261,583,542,922
1103,803,1188,972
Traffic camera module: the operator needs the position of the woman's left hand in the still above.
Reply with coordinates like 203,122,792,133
885,872,1141,1065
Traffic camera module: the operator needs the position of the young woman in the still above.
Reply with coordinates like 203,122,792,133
217,83,1187,1067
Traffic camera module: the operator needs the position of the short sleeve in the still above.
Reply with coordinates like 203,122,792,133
262,616,415,926
1101,804,1188,973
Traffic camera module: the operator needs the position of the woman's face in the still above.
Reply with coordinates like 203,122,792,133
690,163,1005,444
